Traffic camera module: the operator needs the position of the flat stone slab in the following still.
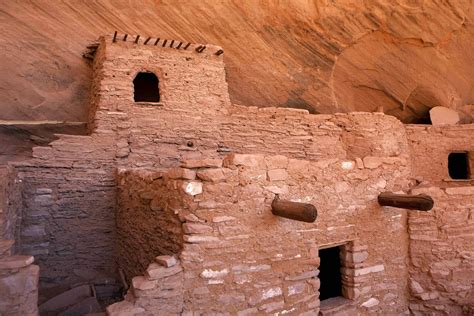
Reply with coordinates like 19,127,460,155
59,296,102,316
39,284,92,313
0,255,34,269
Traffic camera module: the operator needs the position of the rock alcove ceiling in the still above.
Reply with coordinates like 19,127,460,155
0,0,473,123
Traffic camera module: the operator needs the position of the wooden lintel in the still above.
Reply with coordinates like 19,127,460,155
271,196,317,223
378,192,434,211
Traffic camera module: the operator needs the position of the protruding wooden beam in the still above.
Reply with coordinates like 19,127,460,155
169,39,175,48
123,34,128,41
271,196,317,223
144,37,151,45
183,43,191,50
112,31,117,42
154,38,160,45
215,49,224,56
176,42,183,49
134,35,140,43
195,45,206,53
162,39,168,47
378,192,434,211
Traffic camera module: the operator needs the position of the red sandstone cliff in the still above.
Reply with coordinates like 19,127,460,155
0,0,473,123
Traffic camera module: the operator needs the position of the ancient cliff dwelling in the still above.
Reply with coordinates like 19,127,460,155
0,2,473,316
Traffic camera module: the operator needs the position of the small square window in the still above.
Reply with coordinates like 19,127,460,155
448,152,470,180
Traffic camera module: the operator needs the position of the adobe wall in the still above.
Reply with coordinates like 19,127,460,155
110,148,411,315
406,125,474,315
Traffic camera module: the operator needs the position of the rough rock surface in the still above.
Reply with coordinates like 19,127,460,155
1,0,473,123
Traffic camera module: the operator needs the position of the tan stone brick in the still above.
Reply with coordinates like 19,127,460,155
167,168,196,180
267,169,288,181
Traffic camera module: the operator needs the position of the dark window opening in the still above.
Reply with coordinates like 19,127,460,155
133,72,160,102
319,246,343,301
448,152,470,180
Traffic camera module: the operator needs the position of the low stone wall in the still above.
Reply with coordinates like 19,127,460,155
116,169,185,281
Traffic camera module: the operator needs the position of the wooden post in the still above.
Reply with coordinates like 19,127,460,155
378,192,434,211
271,196,317,223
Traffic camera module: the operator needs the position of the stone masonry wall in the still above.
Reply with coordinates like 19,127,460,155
11,134,118,288
110,148,412,315
116,169,184,281
93,36,408,169
406,125,474,315
406,125,474,182
1,166,23,244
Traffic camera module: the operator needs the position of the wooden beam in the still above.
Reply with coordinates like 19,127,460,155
378,192,434,211
271,196,317,223
112,31,117,42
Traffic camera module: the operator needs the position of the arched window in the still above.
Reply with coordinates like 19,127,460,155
133,72,160,102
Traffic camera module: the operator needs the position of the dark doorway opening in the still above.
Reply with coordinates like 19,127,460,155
448,152,470,179
319,246,343,301
133,72,160,102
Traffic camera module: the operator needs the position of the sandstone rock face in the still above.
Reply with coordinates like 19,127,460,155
1,0,473,122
